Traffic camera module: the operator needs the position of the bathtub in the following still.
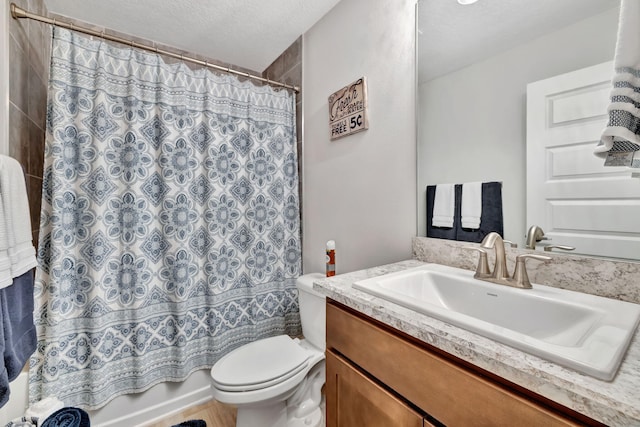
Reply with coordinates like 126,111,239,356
0,369,29,424
0,368,214,427
91,369,214,426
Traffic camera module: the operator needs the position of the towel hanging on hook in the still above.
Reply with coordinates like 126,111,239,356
595,0,640,170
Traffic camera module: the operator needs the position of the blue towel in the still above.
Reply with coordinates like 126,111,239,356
171,421,206,427
0,291,8,408
40,407,90,427
1,269,36,381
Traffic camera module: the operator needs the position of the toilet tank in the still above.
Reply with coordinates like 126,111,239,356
296,273,327,350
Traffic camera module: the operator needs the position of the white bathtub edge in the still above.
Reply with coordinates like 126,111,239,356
90,369,214,427
0,370,30,424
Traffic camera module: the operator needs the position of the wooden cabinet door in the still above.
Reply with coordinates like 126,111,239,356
326,350,425,427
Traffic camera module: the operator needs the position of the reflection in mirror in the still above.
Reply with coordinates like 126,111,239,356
416,0,638,260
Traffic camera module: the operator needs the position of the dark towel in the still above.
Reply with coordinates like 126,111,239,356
0,271,35,408
40,407,90,427
0,306,8,407
1,269,36,381
426,182,504,243
171,421,207,427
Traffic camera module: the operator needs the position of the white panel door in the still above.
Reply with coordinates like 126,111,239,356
527,61,640,260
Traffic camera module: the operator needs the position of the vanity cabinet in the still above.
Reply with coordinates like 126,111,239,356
325,300,603,427
326,351,432,427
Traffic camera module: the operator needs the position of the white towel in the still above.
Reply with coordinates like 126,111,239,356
24,396,65,426
595,0,640,168
432,184,455,228
0,189,12,289
461,182,482,230
0,155,37,281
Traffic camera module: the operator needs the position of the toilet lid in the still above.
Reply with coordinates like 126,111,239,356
211,335,310,392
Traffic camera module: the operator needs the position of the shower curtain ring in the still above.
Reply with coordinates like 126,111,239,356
100,30,105,39
52,18,56,27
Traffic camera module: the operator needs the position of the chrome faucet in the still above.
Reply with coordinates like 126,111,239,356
479,232,509,282
525,225,548,249
512,254,553,288
466,232,551,289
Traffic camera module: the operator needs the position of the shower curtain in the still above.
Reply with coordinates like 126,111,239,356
30,27,302,409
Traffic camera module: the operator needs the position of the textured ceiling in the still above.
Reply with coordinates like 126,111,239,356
43,0,343,72
42,1,621,81
419,0,620,82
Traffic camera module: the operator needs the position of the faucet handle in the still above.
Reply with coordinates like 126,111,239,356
544,245,575,252
503,239,518,248
512,254,551,289
463,246,490,277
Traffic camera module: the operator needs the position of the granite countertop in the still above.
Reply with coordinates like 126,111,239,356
313,260,640,427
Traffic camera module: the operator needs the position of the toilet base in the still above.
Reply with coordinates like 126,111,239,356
287,404,323,427
236,402,288,427
235,402,323,427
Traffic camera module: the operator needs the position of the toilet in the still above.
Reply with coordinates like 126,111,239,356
210,273,327,427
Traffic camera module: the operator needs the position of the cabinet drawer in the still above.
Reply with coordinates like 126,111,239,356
327,301,584,427
326,350,424,427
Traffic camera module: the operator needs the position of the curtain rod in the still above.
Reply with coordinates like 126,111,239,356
10,3,300,93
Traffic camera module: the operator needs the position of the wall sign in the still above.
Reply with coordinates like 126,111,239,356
328,77,368,140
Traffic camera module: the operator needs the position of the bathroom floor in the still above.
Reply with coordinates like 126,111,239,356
146,400,237,427
147,390,325,427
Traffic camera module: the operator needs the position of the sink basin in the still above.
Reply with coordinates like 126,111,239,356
353,263,640,380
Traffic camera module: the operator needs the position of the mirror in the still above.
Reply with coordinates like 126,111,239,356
416,0,634,259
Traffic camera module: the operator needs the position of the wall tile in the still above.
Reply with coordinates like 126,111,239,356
8,105,30,170
9,0,48,250
283,38,301,79
43,30,52,79
280,63,301,88
296,100,302,142
28,20,47,81
27,0,44,16
27,175,42,235
9,36,29,114
264,54,285,81
8,0,29,53
28,62,47,130
27,118,45,178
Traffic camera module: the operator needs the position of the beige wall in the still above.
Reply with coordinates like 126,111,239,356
302,0,417,275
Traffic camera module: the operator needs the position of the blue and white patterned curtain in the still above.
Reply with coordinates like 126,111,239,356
30,28,302,409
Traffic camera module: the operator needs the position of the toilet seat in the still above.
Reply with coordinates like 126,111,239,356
211,335,311,392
